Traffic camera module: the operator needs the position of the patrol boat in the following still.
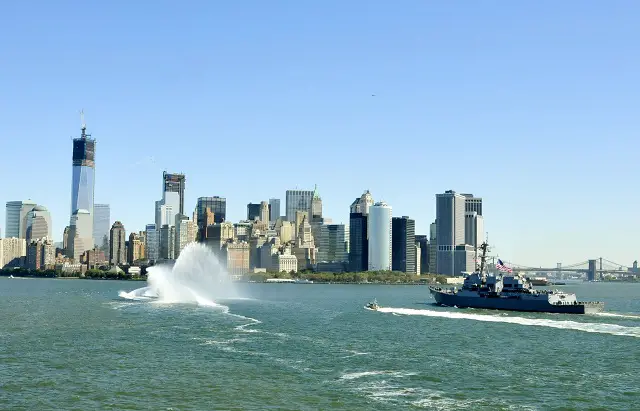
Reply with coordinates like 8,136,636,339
365,299,380,310
429,243,604,314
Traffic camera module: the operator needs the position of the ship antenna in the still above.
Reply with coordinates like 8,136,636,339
479,242,488,275
474,243,479,271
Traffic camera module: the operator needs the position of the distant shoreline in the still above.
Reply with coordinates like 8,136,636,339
0,275,427,285
1,274,637,284
0,275,147,281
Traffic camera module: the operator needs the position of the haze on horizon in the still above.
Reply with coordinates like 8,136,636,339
0,1,638,267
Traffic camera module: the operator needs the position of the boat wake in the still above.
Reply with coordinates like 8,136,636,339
118,287,156,301
592,312,640,320
118,243,238,308
377,307,640,338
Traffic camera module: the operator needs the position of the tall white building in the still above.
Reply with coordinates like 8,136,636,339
5,200,37,238
163,191,180,223
368,202,392,271
155,178,181,230
285,189,314,222
464,212,484,248
155,199,177,229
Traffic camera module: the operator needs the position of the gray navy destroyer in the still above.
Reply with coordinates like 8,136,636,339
429,243,604,314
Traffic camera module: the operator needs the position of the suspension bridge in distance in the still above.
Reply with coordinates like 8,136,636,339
498,258,634,281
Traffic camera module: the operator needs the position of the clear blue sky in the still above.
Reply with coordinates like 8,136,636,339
1,1,638,267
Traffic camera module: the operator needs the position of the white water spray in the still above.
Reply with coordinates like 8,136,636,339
119,243,238,306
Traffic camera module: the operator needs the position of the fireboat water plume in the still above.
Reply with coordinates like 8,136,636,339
119,243,238,306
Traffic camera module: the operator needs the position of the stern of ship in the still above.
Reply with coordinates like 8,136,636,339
583,302,605,314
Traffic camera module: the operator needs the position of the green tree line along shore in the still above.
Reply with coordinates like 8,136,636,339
0,268,451,284
0,268,145,281
3,268,636,283
245,270,448,284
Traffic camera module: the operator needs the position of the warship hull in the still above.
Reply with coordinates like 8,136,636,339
430,288,604,314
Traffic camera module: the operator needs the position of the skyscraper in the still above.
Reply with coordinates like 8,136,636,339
93,204,110,252
436,190,466,275
268,198,280,224
285,189,314,222
25,205,52,242
145,224,159,262
109,221,126,266
368,202,392,271
392,216,416,273
436,191,484,275
348,190,374,272
350,190,374,215
5,200,37,238
69,209,93,260
454,245,476,274
159,224,176,260
175,214,196,258
462,193,483,249
260,201,270,224
415,234,429,274
247,203,261,221
163,172,186,215
462,194,483,215
197,197,226,227
155,200,176,228
63,226,71,254
311,185,322,223
317,224,348,263
69,114,96,242
464,212,484,248
127,232,145,264
155,172,182,230
428,221,437,273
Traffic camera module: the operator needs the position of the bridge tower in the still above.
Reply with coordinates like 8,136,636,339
588,260,596,281
599,257,603,278
556,263,562,279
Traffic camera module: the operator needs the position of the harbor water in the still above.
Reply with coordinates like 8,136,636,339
1,277,638,410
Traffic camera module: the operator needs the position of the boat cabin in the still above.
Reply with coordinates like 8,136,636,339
502,275,533,291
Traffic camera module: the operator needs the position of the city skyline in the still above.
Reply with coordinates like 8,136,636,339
1,2,638,266
2,168,637,267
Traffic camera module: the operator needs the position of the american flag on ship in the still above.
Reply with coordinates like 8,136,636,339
496,259,513,273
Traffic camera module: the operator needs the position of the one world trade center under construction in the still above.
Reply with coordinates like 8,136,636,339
68,111,96,260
